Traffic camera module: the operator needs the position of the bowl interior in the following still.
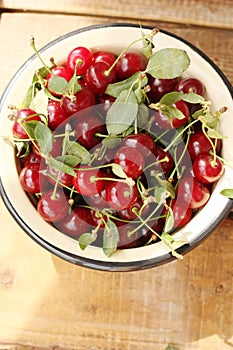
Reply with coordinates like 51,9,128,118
0,24,232,271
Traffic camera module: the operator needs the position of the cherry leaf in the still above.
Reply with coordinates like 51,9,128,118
64,74,82,95
46,156,76,177
103,218,119,257
106,72,147,98
111,163,128,179
30,88,49,116
79,232,97,250
220,189,233,199
163,207,175,233
34,122,53,154
146,48,190,79
182,92,205,104
56,154,81,167
106,89,138,135
47,76,68,95
159,91,184,105
66,140,91,164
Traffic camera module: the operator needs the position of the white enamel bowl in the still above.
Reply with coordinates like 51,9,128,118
0,24,232,271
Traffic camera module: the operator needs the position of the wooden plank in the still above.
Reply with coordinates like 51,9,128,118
0,12,232,96
1,0,233,29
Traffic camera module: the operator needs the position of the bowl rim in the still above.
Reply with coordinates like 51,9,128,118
0,22,232,272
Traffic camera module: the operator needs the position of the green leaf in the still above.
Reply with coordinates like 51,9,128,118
106,89,138,135
141,30,154,59
163,207,175,233
22,85,34,108
64,74,82,95
102,136,121,149
111,163,128,179
146,48,190,79
56,154,81,167
137,103,149,128
22,119,40,140
156,177,176,199
66,141,91,164
165,344,179,350
220,188,233,199
160,105,185,122
206,128,226,139
79,232,97,250
182,92,205,104
46,156,76,177
29,88,49,117
106,72,147,98
103,219,119,257
192,107,205,119
32,66,49,83
159,91,184,105
34,122,53,154
47,76,68,95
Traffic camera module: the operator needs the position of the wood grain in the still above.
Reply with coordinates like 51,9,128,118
0,8,233,350
1,0,233,29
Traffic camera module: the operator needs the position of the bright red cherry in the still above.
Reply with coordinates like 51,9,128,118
12,108,41,139
46,65,73,96
84,61,117,94
175,77,206,96
193,153,224,184
116,52,147,80
105,181,138,211
56,206,91,238
47,100,68,130
73,166,105,196
114,146,145,179
19,163,43,194
121,133,155,158
93,51,116,66
37,189,69,223
177,174,210,209
61,86,96,116
187,131,222,161
66,46,93,75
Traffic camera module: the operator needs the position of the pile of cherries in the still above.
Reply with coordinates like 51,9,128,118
10,41,224,254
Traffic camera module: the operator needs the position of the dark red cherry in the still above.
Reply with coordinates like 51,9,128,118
46,165,74,187
167,200,193,228
192,153,224,184
12,108,41,139
116,52,147,80
37,189,69,223
152,146,174,176
118,197,150,221
89,209,107,230
147,77,180,102
121,133,155,158
73,113,106,149
61,86,96,116
187,131,222,161
114,146,145,179
105,181,138,211
154,100,189,129
97,94,116,115
23,152,41,167
84,61,116,94
47,100,68,130
66,46,93,75
175,77,206,96
73,166,105,196
56,206,91,238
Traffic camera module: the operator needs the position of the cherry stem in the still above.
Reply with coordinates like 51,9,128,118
30,36,52,75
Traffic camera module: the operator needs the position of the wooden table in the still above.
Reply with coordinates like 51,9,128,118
0,1,232,349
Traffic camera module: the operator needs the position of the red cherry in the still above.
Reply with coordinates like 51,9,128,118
61,86,96,116
72,113,106,149
46,65,73,96
47,100,68,130
147,77,180,102
19,163,44,193
114,146,145,179
105,181,138,211
84,61,117,94
46,165,74,187
93,51,116,66
56,207,91,238
37,189,69,223
118,197,150,221
177,174,210,209
154,100,189,129
116,52,147,80
175,77,206,96
152,146,174,176
192,153,224,184
187,131,222,161
169,200,193,228
66,46,93,75
73,166,105,196
121,133,155,158
12,108,41,139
